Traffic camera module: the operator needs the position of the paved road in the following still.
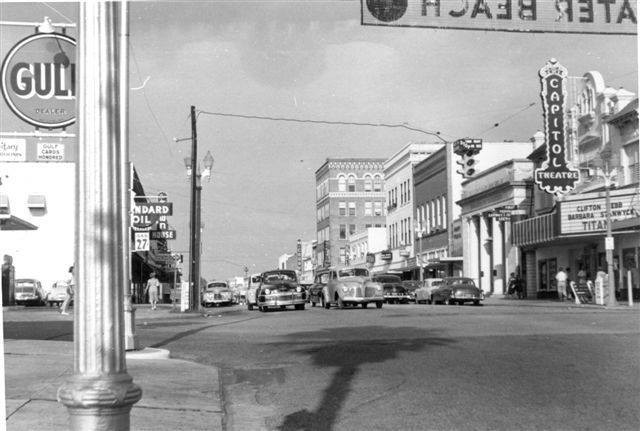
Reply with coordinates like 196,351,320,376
4,300,640,430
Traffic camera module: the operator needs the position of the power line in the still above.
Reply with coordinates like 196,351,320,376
42,2,74,23
477,102,538,135
197,110,448,143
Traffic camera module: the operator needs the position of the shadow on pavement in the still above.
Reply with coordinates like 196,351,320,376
276,326,454,431
3,320,73,341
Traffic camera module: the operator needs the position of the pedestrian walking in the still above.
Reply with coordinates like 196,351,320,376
145,272,160,310
60,265,74,315
555,267,568,301
515,273,524,299
506,273,517,298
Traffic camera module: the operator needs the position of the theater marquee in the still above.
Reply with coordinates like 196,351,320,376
361,0,637,35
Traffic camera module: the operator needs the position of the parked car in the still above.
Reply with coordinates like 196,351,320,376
202,281,234,307
46,281,70,308
402,280,422,302
246,273,262,310
316,267,384,309
14,279,45,306
430,277,483,306
414,278,444,304
308,272,329,307
372,274,412,304
256,269,306,311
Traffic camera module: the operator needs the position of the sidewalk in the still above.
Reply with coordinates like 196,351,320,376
483,294,640,311
3,304,225,431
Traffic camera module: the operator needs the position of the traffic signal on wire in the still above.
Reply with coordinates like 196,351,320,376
456,151,477,178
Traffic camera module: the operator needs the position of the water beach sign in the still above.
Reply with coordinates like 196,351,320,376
361,0,637,35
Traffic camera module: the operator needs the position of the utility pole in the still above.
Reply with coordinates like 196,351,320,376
188,105,200,312
57,2,141,429
602,162,618,307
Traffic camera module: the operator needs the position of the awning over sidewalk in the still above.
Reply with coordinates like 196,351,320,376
0,215,38,230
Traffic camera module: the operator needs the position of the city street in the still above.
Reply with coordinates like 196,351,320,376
4,299,639,431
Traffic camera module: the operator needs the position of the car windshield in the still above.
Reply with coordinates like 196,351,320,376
446,278,475,286
375,275,401,283
16,280,35,287
208,282,227,288
262,271,297,282
338,268,369,277
15,286,35,293
251,276,261,283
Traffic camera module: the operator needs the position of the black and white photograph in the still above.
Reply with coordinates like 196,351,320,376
0,1,638,430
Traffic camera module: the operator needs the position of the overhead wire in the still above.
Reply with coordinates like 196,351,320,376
476,102,538,136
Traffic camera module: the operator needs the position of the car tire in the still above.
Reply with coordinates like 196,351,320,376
444,298,454,305
295,303,305,311
322,295,330,309
362,303,368,309
247,303,253,311
311,301,316,307
337,296,344,309
473,300,481,306
376,301,383,309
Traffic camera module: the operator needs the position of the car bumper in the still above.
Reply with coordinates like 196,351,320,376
258,293,306,307
384,294,412,302
341,295,384,303
451,294,482,302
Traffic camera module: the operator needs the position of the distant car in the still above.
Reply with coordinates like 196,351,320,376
246,273,262,310
316,267,384,309
256,269,306,312
46,281,70,308
414,278,444,304
202,282,234,307
14,279,45,306
401,280,422,302
372,274,412,304
430,277,483,306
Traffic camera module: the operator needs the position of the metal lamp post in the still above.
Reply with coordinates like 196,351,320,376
415,222,425,284
597,163,619,307
185,132,213,312
57,2,141,429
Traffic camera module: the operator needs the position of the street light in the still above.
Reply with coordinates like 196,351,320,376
185,104,214,312
415,221,426,284
596,143,618,307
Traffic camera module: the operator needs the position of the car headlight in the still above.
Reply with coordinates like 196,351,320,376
296,286,302,292
264,289,271,295
450,291,456,298
340,285,348,293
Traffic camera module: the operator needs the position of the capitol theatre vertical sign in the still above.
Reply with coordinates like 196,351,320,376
535,58,580,196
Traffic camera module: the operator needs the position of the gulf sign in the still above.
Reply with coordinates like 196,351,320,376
1,33,76,129
361,0,637,35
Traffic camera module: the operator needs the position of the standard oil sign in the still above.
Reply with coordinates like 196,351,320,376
1,33,76,129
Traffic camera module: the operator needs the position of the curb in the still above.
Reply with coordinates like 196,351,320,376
126,347,170,360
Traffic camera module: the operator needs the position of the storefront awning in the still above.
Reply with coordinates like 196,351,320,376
0,215,38,230
612,216,640,231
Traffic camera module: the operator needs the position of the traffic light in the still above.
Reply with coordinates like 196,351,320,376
456,151,477,178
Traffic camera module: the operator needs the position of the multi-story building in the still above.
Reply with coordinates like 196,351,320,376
381,142,444,277
314,158,386,270
512,71,639,300
347,227,387,270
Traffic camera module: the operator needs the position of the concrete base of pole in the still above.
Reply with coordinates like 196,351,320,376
58,374,142,431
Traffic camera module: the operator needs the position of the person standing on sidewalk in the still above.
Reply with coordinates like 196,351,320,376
145,272,160,310
60,265,74,315
556,267,568,301
506,273,517,298
515,273,524,299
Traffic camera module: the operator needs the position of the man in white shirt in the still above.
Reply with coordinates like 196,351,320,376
145,272,160,310
555,268,568,301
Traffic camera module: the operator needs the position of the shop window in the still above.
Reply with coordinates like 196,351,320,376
538,258,557,297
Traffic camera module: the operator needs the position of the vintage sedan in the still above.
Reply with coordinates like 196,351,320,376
256,270,306,311
15,279,45,306
414,278,444,304
372,274,412,304
430,277,483,306
46,281,70,307
202,282,234,307
402,280,422,302
320,267,384,309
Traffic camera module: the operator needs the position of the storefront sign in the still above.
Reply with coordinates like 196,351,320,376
297,239,302,272
0,138,26,161
453,138,482,155
133,232,150,251
535,59,580,196
36,142,65,161
380,250,393,261
150,230,176,240
560,194,640,234
131,202,173,229
361,0,637,35
1,33,76,128
366,253,376,264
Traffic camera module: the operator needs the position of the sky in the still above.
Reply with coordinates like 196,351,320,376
0,1,637,280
